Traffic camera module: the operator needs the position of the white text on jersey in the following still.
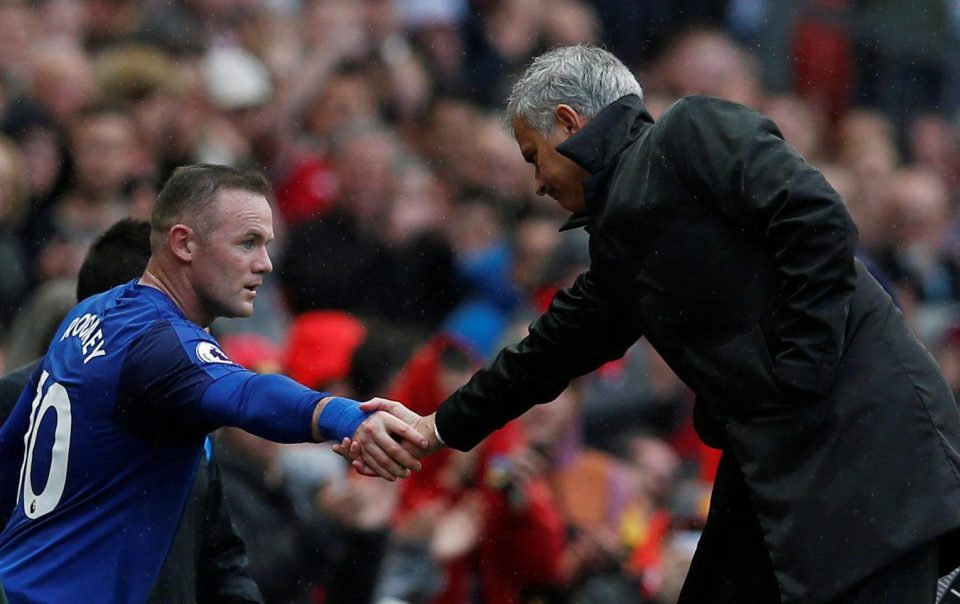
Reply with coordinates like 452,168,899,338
60,313,107,364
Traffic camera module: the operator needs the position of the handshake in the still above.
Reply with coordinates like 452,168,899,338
326,398,446,481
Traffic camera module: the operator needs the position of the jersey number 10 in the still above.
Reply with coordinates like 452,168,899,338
17,370,72,519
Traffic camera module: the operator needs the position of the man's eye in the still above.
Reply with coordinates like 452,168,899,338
241,240,255,249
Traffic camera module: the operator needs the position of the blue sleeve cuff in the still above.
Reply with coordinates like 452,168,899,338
317,397,374,441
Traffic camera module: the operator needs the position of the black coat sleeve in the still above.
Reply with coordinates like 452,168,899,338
198,454,264,604
662,96,857,396
0,364,34,426
436,269,642,450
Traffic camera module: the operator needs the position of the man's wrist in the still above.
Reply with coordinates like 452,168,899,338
433,419,446,447
316,396,373,441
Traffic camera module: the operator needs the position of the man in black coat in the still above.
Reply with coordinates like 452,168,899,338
347,45,960,603
0,219,263,604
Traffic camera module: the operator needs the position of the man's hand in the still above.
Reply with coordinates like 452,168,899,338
333,400,445,478
322,397,428,481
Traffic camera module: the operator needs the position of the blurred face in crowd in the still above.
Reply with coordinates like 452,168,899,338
886,169,950,249
0,140,27,224
438,361,475,400
17,125,63,198
937,338,960,400
513,107,590,213
656,28,761,109
0,4,36,73
388,161,448,244
909,114,958,176
512,213,561,290
29,47,98,124
541,0,600,46
422,98,479,175
629,435,680,505
762,94,823,161
332,129,398,223
191,188,273,323
39,0,88,45
71,112,137,197
446,197,501,255
464,118,531,198
519,386,579,453
306,72,376,140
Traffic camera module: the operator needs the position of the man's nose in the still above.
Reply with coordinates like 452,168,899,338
255,249,273,273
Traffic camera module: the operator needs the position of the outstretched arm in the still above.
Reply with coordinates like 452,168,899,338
435,269,642,451
342,269,642,476
114,324,428,481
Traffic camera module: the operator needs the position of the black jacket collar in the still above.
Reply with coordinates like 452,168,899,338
556,94,653,174
556,94,654,231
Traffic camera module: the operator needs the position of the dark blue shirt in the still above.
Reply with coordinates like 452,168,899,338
0,281,320,604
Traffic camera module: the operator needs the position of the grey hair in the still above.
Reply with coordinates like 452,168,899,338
506,45,643,133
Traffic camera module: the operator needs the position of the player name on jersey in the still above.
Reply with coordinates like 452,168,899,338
59,313,108,364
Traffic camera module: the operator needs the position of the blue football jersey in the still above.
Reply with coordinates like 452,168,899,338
0,281,323,604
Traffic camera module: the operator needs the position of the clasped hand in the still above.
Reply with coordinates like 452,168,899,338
332,398,443,480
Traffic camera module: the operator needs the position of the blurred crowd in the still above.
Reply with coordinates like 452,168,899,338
0,0,959,603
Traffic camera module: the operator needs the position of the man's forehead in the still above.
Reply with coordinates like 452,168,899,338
211,189,273,232
513,124,546,162
214,189,270,214
513,115,552,141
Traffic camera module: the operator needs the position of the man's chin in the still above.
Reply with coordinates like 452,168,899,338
224,304,255,319
558,197,585,213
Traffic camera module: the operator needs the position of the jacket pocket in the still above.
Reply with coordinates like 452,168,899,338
681,323,791,418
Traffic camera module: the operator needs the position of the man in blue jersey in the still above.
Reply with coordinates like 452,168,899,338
0,218,264,603
0,164,425,604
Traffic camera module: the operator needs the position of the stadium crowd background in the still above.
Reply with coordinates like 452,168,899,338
0,0,959,602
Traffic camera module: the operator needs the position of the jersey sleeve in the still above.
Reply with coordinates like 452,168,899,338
197,371,320,443
116,320,321,444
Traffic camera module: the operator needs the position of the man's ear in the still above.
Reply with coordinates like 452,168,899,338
555,104,586,135
169,224,195,262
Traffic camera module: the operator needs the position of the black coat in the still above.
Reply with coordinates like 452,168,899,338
436,95,960,603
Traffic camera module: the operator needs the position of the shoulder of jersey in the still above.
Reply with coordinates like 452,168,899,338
195,341,235,365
